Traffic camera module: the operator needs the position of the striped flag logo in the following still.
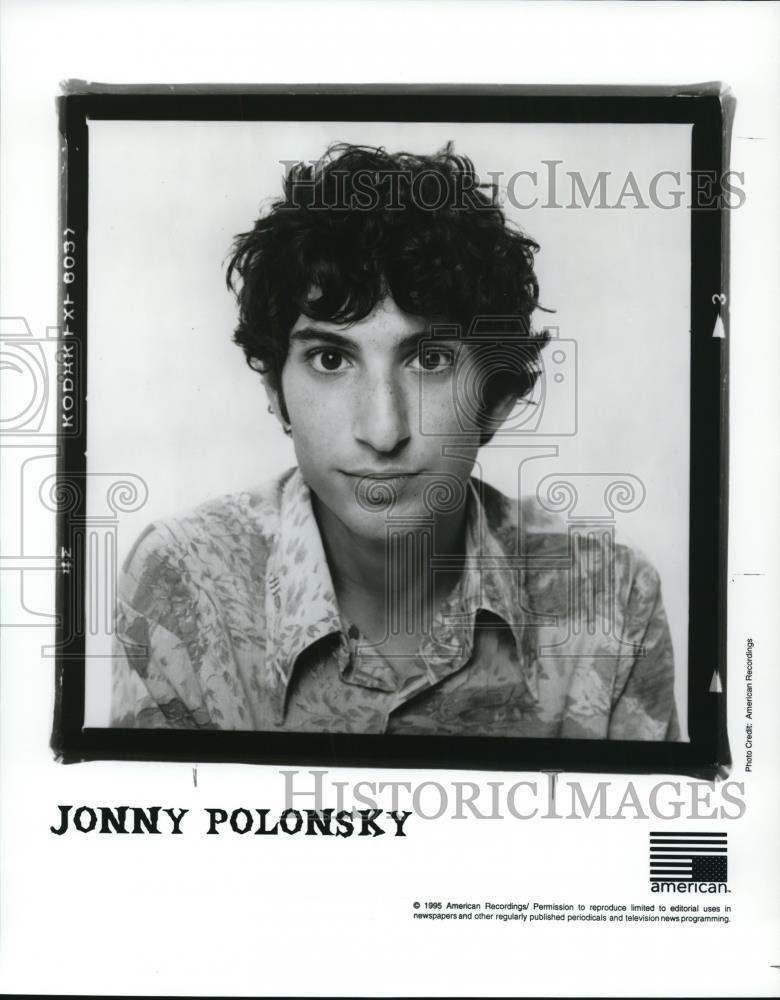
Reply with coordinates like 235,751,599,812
649,831,727,883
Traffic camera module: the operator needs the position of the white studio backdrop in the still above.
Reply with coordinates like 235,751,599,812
84,119,692,734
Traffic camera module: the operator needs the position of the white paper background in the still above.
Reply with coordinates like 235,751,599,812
1,1,779,997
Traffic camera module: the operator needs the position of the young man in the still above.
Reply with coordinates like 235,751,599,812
111,143,679,740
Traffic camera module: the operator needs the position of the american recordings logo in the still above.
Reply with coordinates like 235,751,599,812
649,831,728,893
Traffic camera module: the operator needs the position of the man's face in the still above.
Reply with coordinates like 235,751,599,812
275,296,497,545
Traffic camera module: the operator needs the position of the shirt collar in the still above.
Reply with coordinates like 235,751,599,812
425,478,538,697
264,468,537,721
264,469,344,720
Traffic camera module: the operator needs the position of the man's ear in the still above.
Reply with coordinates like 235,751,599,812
487,391,517,427
478,391,517,446
262,375,290,431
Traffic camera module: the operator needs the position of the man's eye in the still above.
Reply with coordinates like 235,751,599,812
307,349,351,373
411,348,456,373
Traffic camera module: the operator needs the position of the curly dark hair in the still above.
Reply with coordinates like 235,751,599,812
226,142,548,429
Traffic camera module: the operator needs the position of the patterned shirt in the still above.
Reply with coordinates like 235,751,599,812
111,467,679,740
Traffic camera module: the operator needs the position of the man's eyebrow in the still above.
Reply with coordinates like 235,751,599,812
289,326,452,352
397,329,443,352
288,328,358,349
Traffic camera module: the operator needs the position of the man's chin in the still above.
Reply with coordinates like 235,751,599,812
341,506,415,543
318,490,428,545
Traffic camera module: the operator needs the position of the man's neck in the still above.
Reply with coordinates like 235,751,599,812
313,497,468,642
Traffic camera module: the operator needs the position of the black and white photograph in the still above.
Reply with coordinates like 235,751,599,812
53,91,726,770
2,3,779,998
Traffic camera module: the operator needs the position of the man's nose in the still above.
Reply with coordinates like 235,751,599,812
353,374,411,454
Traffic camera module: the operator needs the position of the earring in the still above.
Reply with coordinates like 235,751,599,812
267,405,274,414
283,424,292,437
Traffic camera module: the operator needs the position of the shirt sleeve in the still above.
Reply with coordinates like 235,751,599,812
608,557,680,741
110,522,215,729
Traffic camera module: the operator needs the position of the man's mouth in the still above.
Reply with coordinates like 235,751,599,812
343,470,419,479
341,470,421,503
